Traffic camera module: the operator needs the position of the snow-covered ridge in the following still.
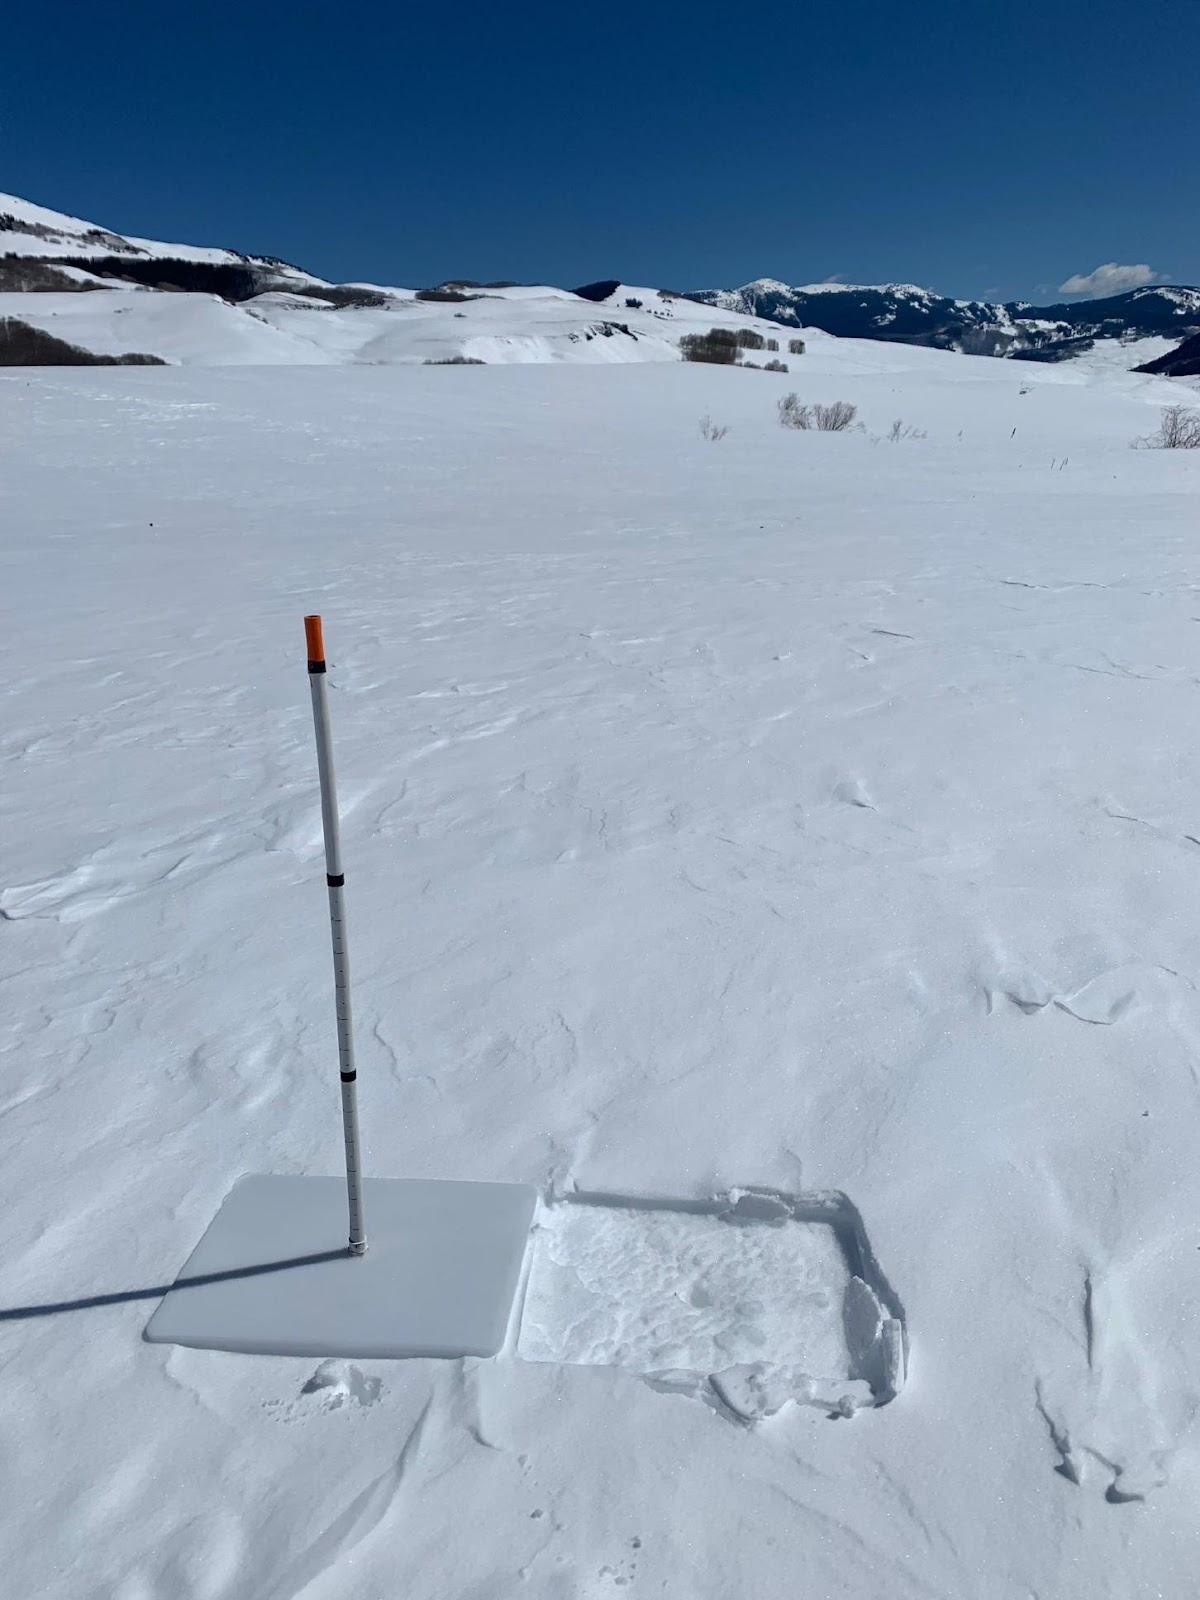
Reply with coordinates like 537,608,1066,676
768,281,938,299
0,190,312,273
1128,285,1200,310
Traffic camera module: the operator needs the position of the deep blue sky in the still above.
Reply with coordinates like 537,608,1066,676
3,0,1194,301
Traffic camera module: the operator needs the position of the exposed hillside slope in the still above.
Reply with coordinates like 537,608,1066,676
1136,330,1200,378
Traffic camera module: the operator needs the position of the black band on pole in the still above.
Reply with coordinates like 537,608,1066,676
308,660,327,674
340,1070,357,1083
326,872,345,887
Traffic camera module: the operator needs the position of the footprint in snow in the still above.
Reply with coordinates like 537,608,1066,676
300,1359,382,1408
263,1360,383,1420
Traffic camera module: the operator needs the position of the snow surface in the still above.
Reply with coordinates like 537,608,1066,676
4,342,1200,1597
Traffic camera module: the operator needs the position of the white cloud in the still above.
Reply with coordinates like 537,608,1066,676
1058,262,1165,298
821,274,846,285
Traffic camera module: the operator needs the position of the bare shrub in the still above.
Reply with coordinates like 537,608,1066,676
415,287,480,303
624,297,643,309
763,358,788,373
788,338,806,355
778,394,858,431
735,328,766,350
1133,404,1200,449
765,337,779,352
778,393,812,428
423,355,485,365
887,419,926,441
288,283,391,309
699,414,730,441
680,327,739,365
813,400,857,431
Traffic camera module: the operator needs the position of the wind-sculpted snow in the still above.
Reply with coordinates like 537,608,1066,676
3,350,1200,1598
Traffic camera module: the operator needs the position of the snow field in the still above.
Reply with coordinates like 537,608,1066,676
3,347,1200,1598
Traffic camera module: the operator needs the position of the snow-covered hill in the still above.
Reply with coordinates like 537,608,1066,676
0,280,809,367
2,192,814,365
0,190,319,285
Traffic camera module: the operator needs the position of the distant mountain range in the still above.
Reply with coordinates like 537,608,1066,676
687,279,1200,363
3,191,1198,374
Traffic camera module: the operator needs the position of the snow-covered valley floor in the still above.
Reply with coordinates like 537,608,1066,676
3,348,1200,1598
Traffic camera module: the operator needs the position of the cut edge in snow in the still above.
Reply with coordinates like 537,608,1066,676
514,1186,907,1423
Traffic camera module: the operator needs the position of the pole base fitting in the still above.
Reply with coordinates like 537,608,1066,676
349,1238,368,1257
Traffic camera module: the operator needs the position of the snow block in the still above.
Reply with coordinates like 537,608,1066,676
144,1174,536,1359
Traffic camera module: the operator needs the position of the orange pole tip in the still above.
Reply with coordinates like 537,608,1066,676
304,615,325,662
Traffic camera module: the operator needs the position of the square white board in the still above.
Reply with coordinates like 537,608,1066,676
144,1174,536,1358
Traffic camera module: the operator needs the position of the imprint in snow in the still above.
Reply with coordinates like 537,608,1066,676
300,1359,383,1409
516,1190,905,1421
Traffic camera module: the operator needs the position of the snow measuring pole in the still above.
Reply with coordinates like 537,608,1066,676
305,615,367,1256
